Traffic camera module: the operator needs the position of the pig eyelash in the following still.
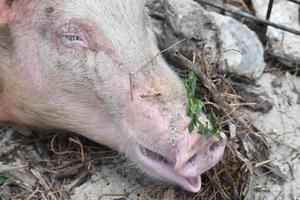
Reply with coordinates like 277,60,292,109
63,35,81,42
61,33,87,48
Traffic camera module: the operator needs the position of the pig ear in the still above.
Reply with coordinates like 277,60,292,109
0,1,9,25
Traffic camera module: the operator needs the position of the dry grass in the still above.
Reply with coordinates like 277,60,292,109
0,132,122,200
164,49,273,200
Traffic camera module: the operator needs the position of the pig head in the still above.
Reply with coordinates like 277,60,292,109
0,0,225,192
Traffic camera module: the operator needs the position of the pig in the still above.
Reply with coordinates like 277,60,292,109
0,0,225,192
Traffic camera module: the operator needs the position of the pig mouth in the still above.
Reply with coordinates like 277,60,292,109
137,145,201,192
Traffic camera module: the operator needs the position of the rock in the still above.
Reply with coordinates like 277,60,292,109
211,13,266,79
252,0,300,67
243,73,300,200
245,73,300,135
149,0,266,79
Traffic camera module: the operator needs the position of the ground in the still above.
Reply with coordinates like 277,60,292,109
0,71,299,200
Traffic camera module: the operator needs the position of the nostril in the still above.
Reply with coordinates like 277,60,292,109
209,141,221,152
187,153,198,165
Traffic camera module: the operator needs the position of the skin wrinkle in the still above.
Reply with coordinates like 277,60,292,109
94,67,104,84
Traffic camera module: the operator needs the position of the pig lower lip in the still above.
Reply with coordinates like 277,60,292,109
138,145,202,192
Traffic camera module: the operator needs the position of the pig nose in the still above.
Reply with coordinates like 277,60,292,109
174,132,226,177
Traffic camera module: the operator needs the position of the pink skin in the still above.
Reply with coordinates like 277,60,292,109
127,85,225,192
0,0,226,192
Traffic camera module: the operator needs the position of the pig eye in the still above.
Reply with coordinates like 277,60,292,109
63,34,80,42
58,24,88,48
61,33,86,48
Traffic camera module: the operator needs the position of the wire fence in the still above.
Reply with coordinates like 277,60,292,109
195,0,300,36
195,0,300,65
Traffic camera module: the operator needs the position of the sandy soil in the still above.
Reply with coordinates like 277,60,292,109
244,73,300,200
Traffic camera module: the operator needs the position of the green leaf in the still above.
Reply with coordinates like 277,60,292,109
0,177,6,185
185,71,220,138
0,177,16,186
194,99,204,109
185,72,198,97
195,105,202,120
197,122,210,135
197,99,204,106
186,107,191,116
188,122,195,133
189,72,198,97
208,112,218,130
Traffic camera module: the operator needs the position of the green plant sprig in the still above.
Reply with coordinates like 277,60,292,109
0,177,16,186
185,72,220,138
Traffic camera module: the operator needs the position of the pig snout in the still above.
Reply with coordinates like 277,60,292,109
137,131,226,192
127,80,226,192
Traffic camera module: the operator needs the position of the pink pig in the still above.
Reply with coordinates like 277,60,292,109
0,0,225,192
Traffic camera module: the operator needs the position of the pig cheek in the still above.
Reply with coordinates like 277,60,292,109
11,44,43,98
19,65,43,97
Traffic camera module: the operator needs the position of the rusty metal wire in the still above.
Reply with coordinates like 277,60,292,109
261,0,275,41
288,0,300,4
195,0,300,36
